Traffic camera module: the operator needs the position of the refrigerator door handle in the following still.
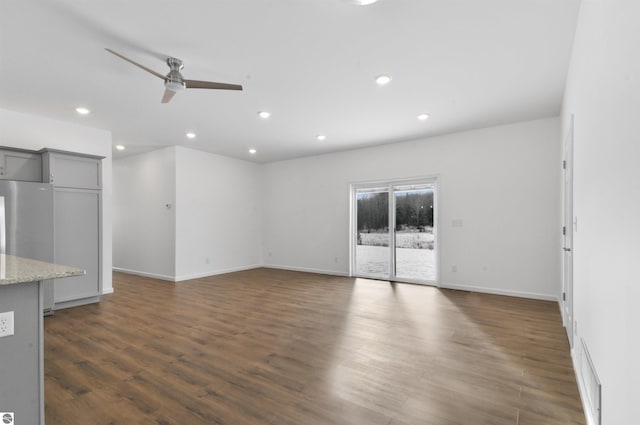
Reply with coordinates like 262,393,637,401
0,196,5,255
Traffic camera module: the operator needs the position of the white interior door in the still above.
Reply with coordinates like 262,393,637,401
562,117,575,347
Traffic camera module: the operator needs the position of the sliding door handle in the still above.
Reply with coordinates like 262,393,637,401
563,247,572,252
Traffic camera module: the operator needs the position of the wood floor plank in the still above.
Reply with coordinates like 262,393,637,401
44,269,586,425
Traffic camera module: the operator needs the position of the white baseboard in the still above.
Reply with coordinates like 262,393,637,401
112,267,176,282
439,281,557,301
174,264,262,282
263,264,349,277
114,267,558,302
558,297,567,326
102,288,114,295
113,264,263,283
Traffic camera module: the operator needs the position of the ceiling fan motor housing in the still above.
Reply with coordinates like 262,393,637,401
165,57,186,91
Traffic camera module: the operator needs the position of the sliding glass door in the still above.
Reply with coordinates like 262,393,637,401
355,187,390,278
393,184,436,281
352,179,438,284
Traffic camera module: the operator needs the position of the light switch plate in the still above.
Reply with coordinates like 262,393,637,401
0,311,14,337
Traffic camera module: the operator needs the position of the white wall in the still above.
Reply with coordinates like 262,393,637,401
0,108,113,293
112,146,262,281
262,118,562,300
109,118,562,303
112,146,176,280
562,0,639,423
174,146,262,280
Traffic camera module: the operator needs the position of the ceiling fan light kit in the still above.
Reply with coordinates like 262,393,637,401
105,48,242,104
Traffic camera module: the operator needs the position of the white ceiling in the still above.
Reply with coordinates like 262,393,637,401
0,0,580,163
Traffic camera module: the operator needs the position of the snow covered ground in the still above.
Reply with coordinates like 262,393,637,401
355,245,436,281
359,231,434,248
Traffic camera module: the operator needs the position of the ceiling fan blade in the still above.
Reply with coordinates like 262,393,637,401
161,89,177,104
185,80,243,91
105,48,165,80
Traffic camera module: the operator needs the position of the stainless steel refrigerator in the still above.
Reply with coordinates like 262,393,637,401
0,180,54,315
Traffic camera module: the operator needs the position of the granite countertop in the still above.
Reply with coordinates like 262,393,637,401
0,254,85,285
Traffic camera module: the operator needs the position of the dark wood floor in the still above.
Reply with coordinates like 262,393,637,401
44,269,585,425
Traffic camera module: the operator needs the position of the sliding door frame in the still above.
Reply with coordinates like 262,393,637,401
350,176,440,286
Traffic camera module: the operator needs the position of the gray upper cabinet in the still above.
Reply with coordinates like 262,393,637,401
0,148,42,182
42,150,102,190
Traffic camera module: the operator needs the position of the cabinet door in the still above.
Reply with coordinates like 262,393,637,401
0,282,42,425
0,150,42,181
53,188,101,303
47,153,101,189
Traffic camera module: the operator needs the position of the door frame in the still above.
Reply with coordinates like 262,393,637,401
562,115,575,347
350,176,440,285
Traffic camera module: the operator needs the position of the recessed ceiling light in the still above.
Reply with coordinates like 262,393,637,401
75,107,90,115
115,145,125,151
417,113,430,121
249,149,257,154
258,111,271,119
185,132,197,139
375,75,392,86
316,135,327,141
351,0,378,4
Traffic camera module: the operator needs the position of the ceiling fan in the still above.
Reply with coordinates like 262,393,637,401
105,48,243,103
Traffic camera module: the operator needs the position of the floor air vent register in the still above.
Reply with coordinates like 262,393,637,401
580,339,602,425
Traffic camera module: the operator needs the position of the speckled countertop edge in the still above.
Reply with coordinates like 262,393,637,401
0,254,85,286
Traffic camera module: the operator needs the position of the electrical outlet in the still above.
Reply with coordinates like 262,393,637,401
0,311,14,337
